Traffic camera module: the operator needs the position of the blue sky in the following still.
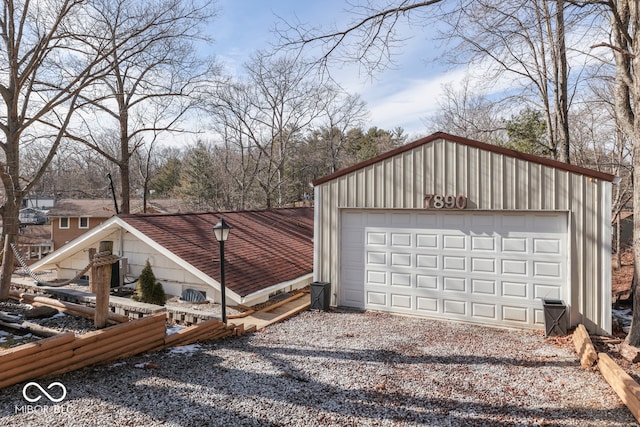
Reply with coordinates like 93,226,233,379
210,0,463,139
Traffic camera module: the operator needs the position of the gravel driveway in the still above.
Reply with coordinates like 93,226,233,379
0,309,636,426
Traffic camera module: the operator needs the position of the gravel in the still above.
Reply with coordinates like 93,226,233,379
0,309,637,426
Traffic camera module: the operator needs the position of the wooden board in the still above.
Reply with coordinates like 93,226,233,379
597,352,640,423
573,324,598,368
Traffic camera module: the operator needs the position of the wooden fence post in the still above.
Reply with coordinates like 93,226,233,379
94,241,114,329
88,248,96,294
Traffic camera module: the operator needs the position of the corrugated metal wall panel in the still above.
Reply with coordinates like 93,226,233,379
315,137,612,334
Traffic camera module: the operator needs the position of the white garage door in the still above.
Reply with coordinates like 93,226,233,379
340,210,569,329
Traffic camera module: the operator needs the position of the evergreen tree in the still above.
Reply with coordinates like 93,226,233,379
133,260,166,306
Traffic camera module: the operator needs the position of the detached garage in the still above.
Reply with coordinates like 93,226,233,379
313,132,614,334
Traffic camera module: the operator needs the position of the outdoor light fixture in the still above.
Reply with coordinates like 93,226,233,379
213,218,232,323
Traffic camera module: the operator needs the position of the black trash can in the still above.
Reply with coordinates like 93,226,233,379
542,299,568,337
310,281,331,311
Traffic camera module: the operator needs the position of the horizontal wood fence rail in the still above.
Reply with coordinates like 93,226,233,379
0,313,166,389
0,312,241,389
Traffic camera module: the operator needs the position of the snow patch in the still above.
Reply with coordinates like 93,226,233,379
166,324,186,335
168,344,202,356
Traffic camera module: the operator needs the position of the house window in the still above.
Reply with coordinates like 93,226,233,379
59,217,69,229
79,217,89,229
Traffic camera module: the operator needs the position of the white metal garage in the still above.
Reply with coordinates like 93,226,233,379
313,132,614,334
340,210,568,329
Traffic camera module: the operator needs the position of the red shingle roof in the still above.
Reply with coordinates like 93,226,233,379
118,207,314,297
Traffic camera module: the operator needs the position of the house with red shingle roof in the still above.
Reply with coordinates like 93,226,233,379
47,198,186,251
29,207,314,306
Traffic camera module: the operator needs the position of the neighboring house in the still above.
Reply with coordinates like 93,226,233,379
29,207,314,306
19,208,47,225
22,195,55,210
47,199,184,250
16,223,53,262
314,132,614,335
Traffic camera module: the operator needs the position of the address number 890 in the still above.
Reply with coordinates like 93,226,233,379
424,194,467,209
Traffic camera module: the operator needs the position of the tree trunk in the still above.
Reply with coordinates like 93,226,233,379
0,128,23,300
555,0,570,164
119,159,130,215
628,120,640,346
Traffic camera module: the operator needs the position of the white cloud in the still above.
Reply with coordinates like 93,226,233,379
348,67,469,137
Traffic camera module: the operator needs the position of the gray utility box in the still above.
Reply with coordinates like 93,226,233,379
310,281,331,311
542,299,568,336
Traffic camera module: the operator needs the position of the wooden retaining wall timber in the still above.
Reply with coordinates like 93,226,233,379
0,311,240,390
573,324,598,369
0,313,166,389
597,353,640,423
161,318,236,349
572,324,640,423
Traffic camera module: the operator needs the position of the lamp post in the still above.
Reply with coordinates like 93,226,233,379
213,218,232,324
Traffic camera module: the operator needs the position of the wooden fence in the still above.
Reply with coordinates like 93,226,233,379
0,311,237,389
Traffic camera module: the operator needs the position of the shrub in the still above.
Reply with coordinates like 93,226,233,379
133,260,166,306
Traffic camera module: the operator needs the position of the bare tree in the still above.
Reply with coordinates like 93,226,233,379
317,90,369,173
208,79,264,210
208,53,330,208
436,0,586,162
426,78,506,143
592,0,640,346
70,0,216,213
0,0,124,299
277,1,444,73
279,1,594,163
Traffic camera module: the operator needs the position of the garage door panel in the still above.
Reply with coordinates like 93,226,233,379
503,306,528,323
367,291,386,306
391,233,411,246
391,293,412,309
472,257,496,273
471,236,496,251
416,296,438,312
534,238,561,254
443,277,466,292
534,284,562,299
417,254,438,269
340,211,568,330
391,252,411,266
443,235,465,249
391,272,411,287
367,232,386,245
472,303,497,319
472,279,496,295
443,256,465,271
502,281,528,298
534,261,562,278
366,270,387,285
417,275,438,289
417,234,438,248
444,300,466,315
502,237,527,253
502,259,527,276
367,251,386,265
